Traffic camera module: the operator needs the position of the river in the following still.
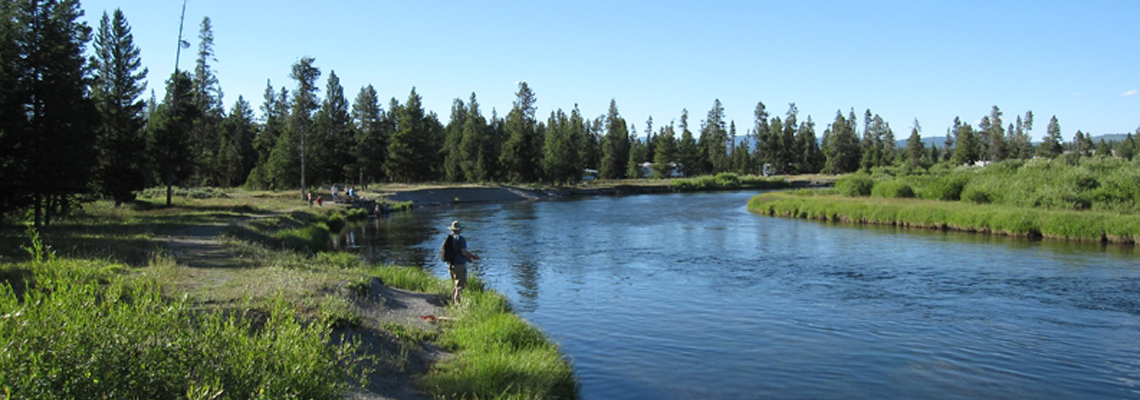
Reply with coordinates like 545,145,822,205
339,190,1140,400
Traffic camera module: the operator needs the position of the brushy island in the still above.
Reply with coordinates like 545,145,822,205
0,196,576,399
749,157,1140,243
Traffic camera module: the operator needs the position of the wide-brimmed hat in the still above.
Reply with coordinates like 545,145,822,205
448,221,462,231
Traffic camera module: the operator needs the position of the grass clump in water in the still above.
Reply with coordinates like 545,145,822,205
369,265,578,400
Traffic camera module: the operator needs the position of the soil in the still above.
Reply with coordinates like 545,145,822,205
156,219,448,400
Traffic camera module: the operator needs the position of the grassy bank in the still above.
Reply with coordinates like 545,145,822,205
670,173,791,191
1,188,577,399
749,190,1140,243
370,266,579,400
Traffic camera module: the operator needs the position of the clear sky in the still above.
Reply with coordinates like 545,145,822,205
78,0,1139,141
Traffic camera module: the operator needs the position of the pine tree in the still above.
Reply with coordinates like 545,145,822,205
1120,131,1136,161
443,98,467,182
752,101,770,166
951,119,980,166
91,9,149,205
878,116,896,166
677,109,699,177
191,16,225,185
796,116,822,173
218,96,256,187
652,123,677,178
289,57,320,197
906,119,925,168
542,109,581,184
458,93,489,182
986,106,1007,162
1096,139,1111,157
1040,116,1064,159
699,99,729,174
779,104,799,173
147,71,199,205
352,84,385,184
385,87,435,182
501,82,540,182
599,99,629,180
625,131,647,179
313,70,350,184
0,1,22,215
9,0,98,225
823,111,861,174
247,81,288,188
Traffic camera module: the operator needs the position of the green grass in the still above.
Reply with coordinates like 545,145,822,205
749,191,1140,243
370,265,578,400
2,187,581,400
671,173,790,191
0,236,368,400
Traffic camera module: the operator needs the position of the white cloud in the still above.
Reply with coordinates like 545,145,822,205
1122,90,1138,96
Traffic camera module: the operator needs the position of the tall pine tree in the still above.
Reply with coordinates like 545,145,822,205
91,9,149,205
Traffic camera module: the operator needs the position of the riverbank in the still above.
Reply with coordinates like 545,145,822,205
748,190,1140,244
0,190,577,399
372,173,829,208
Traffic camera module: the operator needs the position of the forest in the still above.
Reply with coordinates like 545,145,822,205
3,1,1139,227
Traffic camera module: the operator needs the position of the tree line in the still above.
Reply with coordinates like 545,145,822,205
3,1,1139,227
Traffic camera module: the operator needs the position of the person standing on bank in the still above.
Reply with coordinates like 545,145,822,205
444,220,480,304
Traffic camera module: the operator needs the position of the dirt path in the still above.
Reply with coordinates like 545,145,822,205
155,219,446,400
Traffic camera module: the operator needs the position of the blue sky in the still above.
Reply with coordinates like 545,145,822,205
79,0,1139,141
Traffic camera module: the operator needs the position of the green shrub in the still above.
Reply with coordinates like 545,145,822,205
346,208,370,221
871,180,915,198
276,223,331,253
835,174,874,197
325,212,346,232
961,186,992,204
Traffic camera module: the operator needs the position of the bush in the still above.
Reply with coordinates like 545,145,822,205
276,223,331,253
921,174,969,201
961,186,992,204
325,212,346,232
871,180,915,198
346,208,370,221
835,174,874,197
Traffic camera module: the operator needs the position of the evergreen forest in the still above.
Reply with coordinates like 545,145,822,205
4,1,1140,227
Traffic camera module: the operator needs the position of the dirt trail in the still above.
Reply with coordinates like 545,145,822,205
155,219,446,400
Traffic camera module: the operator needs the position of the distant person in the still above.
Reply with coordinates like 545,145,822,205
317,195,323,206
330,185,338,202
307,191,313,207
443,220,480,304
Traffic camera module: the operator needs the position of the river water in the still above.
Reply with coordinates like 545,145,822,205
339,191,1140,400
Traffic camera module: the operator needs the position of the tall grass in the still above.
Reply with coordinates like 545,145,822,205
749,191,1140,243
671,173,789,191
370,266,578,400
0,233,368,399
861,157,1140,212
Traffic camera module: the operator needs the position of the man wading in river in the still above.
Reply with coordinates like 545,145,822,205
442,221,480,304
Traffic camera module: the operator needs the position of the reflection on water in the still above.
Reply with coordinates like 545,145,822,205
339,191,1140,400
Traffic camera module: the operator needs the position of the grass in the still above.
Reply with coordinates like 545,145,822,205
2,186,579,400
370,265,579,400
671,173,791,191
749,190,1140,243
0,234,369,400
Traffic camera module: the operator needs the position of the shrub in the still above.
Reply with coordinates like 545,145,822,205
325,212,346,232
871,180,915,198
346,208,370,221
961,186,992,204
922,174,969,201
835,174,874,197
